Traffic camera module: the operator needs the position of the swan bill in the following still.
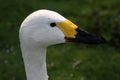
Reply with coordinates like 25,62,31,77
57,20,106,44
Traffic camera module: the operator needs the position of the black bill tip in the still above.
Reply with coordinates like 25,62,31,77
65,28,106,44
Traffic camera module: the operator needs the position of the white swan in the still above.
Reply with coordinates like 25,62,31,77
19,9,105,80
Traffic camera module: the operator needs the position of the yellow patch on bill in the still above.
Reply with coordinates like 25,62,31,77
57,20,78,38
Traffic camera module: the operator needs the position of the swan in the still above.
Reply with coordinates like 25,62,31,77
19,9,105,80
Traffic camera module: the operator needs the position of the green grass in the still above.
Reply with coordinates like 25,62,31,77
47,44,120,80
0,0,120,80
0,44,120,80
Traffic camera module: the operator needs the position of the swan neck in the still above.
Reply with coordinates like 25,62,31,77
21,46,48,80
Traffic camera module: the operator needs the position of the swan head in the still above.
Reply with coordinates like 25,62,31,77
19,9,105,47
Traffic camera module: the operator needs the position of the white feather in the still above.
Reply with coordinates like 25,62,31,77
19,9,67,80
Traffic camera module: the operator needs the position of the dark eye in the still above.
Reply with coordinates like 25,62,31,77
50,23,56,27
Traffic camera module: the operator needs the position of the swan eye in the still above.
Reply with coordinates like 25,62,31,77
50,23,56,27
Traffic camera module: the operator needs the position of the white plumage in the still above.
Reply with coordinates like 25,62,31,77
19,10,69,80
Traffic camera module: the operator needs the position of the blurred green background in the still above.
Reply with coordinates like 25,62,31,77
0,0,120,80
